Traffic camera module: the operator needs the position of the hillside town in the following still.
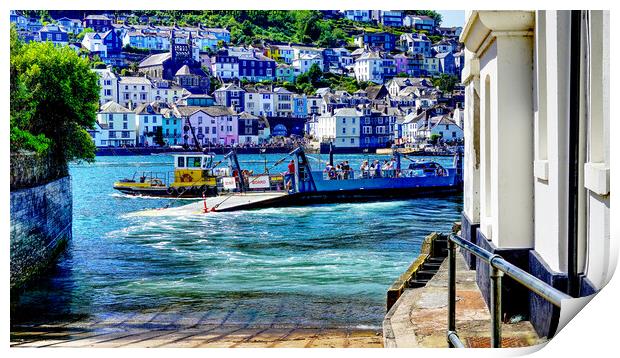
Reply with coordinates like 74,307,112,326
11,10,465,153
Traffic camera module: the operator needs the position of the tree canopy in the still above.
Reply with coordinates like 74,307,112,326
10,25,100,163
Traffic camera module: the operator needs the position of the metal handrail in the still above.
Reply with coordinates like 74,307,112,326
447,234,572,348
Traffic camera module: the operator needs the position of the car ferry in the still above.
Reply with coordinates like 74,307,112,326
113,153,221,197
200,147,463,212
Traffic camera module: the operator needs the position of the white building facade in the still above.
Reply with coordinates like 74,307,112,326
460,10,610,339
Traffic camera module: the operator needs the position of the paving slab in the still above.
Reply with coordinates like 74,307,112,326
383,254,545,348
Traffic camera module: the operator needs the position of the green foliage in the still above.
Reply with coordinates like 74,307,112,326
432,74,459,93
77,27,94,41
153,127,165,146
10,26,100,163
122,44,151,54
428,35,443,44
10,126,52,154
430,133,442,143
293,64,369,95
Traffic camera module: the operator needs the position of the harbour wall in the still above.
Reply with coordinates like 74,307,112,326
10,152,72,289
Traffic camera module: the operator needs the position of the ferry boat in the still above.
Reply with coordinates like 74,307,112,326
202,147,463,212
286,147,463,202
113,153,221,197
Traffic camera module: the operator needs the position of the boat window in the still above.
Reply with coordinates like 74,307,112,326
177,157,185,168
188,157,202,168
202,156,213,168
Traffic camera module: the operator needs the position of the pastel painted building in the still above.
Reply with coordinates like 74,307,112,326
393,54,409,75
276,63,295,83
160,107,183,145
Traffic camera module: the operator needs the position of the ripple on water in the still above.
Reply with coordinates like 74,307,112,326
11,154,462,329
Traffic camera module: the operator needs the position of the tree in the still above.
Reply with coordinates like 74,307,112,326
10,26,100,163
432,74,460,94
153,127,165,146
76,27,94,41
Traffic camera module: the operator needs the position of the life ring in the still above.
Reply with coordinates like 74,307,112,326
180,173,193,182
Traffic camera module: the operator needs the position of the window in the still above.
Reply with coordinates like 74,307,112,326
350,138,354,144
352,118,356,124
212,127,216,133
123,122,127,129
109,121,114,129
198,116,203,125
123,114,128,121
342,118,346,124
452,131,457,138
352,128,356,134
108,114,113,121
144,117,148,124
342,127,346,134
166,119,170,125
446,124,450,130
145,126,149,132
122,131,129,138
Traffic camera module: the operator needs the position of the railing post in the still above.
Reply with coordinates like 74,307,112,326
447,238,456,347
489,257,504,348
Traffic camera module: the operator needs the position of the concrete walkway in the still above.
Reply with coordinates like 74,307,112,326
383,254,545,348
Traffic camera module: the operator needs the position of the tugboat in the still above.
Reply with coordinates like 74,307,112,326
113,153,222,197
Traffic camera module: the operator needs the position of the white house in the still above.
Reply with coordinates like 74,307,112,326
354,51,385,83
118,76,153,110
82,32,108,58
292,54,324,75
459,10,610,339
316,108,361,148
87,122,109,147
244,89,277,117
96,101,137,146
92,67,119,105
291,46,323,61
399,33,432,57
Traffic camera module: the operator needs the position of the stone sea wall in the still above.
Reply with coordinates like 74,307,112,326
10,152,72,289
